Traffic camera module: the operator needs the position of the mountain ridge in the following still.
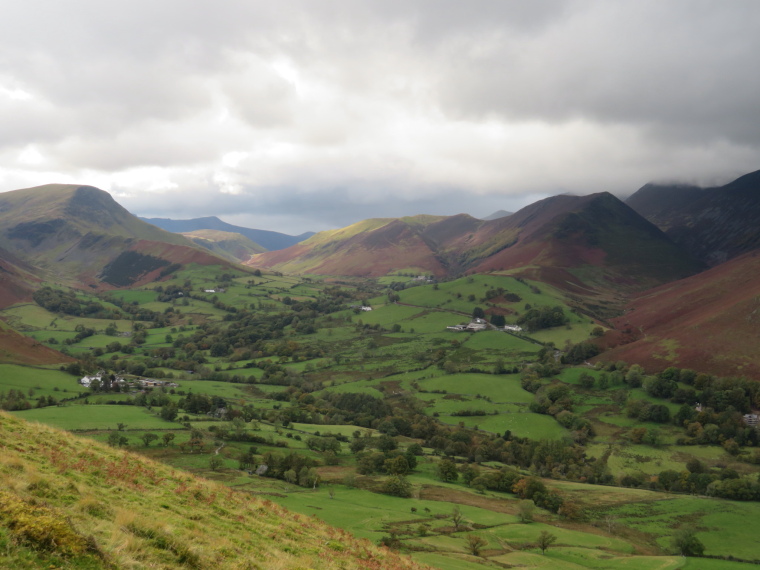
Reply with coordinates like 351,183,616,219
249,192,703,294
627,169,760,266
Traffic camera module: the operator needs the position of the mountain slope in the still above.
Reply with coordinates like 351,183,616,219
250,216,453,277
464,193,703,289
142,215,313,251
0,320,72,365
0,184,236,288
250,193,702,293
598,250,760,378
627,170,760,266
0,412,426,569
180,229,266,263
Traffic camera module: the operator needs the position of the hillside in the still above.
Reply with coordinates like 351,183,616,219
0,184,236,289
597,250,760,378
0,412,427,569
249,215,458,277
142,215,313,251
627,169,760,266
180,229,266,263
0,321,72,365
250,193,702,294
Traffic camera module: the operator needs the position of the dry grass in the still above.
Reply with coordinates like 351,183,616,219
0,411,431,569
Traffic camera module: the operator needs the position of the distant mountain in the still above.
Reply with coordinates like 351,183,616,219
627,170,760,266
180,229,266,263
0,184,235,289
249,193,702,293
141,216,313,251
598,249,760,379
482,209,513,220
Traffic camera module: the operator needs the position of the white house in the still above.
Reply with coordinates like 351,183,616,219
504,325,523,332
80,374,101,387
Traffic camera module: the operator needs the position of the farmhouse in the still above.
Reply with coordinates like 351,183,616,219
79,374,100,387
504,324,523,332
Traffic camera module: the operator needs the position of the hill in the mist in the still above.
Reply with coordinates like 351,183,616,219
627,169,760,266
181,229,266,263
142,215,314,251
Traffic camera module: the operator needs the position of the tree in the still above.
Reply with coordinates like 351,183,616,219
672,528,704,556
437,458,459,482
209,455,224,470
160,403,178,422
466,534,487,556
490,314,506,327
472,307,485,320
141,433,158,447
107,431,121,447
162,432,175,447
518,499,535,523
381,475,412,498
451,506,465,531
537,530,557,554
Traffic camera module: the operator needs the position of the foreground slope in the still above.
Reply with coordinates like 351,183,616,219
0,412,427,569
250,193,701,295
0,184,236,288
627,169,760,266
598,250,760,378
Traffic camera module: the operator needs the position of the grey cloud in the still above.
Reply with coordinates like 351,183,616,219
1,1,759,233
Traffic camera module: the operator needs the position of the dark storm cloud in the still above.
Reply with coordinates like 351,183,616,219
1,1,758,233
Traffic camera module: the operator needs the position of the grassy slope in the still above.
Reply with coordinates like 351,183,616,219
0,412,428,570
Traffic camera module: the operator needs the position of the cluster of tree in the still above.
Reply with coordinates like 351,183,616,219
33,287,119,319
517,305,568,331
258,451,320,487
0,389,33,411
625,399,672,423
621,458,760,502
562,341,601,364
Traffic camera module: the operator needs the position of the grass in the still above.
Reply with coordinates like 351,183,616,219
0,364,87,399
10,404,175,431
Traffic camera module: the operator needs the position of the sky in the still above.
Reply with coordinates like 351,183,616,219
1,1,759,235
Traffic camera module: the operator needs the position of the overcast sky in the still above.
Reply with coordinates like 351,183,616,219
1,1,758,234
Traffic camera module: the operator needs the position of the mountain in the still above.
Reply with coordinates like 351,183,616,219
249,193,702,293
0,184,235,289
0,412,426,569
180,229,266,263
597,250,760,379
627,170,760,266
482,209,513,220
141,215,314,251
248,215,458,277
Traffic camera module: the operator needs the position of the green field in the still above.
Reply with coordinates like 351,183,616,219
11,404,174,431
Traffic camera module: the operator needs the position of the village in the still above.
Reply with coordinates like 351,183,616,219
79,372,179,391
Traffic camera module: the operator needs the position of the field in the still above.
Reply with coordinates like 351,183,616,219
3,268,760,568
